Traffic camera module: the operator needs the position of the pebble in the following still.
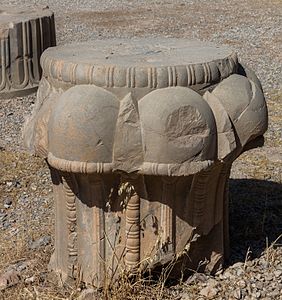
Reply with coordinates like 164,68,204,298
236,268,244,276
186,273,208,285
3,198,12,209
233,288,242,299
25,276,35,284
274,270,282,278
77,288,99,300
199,286,218,299
237,280,247,288
14,261,28,272
6,181,13,187
0,269,21,291
29,235,51,250
30,183,37,191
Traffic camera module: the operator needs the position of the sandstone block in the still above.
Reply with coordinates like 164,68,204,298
0,6,56,99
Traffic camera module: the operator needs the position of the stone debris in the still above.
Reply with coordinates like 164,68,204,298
0,269,21,291
77,288,99,300
25,276,35,284
29,235,51,250
3,197,12,209
199,286,218,298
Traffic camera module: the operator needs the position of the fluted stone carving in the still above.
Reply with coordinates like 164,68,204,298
24,39,268,286
0,7,56,99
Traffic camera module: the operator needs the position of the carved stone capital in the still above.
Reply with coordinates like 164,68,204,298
24,39,268,286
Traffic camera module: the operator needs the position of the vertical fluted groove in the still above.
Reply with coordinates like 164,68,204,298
160,177,177,253
0,38,7,90
0,12,56,97
190,170,211,227
62,173,78,278
91,176,106,281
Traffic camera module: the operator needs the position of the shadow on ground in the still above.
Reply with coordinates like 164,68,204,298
228,178,282,264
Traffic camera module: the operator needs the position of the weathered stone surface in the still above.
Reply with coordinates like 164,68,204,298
23,38,268,287
0,6,56,99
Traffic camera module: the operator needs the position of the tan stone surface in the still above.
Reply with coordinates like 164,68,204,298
24,38,268,287
0,7,56,99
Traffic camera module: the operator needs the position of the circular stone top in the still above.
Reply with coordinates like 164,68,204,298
0,6,53,28
41,38,238,89
44,39,231,66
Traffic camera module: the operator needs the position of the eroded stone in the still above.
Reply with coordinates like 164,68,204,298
23,38,268,287
0,6,56,99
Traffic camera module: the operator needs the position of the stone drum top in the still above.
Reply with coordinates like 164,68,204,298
41,38,238,90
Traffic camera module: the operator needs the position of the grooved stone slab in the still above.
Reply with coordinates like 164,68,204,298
0,7,56,99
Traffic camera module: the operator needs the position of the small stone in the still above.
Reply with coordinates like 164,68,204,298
6,182,13,187
255,273,262,280
255,281,264,290
236,268,244,276
3,198,12,209
260,260,269,269
233,288,242,299
264,275,272,282
232,262,244,269
186,273,208,284
77,288,99,300
268,290,279,298
25,276,35,284
14,180,21,188
180,293,191,300
30,183,37,191
0,269,21,290
274,270,282,278
29,235,51,250
237,280,247,289
14,261,28,272
199,286,218,299
223,269,234,279
3,221,11,229
207,278,218,288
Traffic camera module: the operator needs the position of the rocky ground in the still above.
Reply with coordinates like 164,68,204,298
0,0,281,299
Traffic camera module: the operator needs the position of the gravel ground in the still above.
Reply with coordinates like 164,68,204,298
0,0,281,299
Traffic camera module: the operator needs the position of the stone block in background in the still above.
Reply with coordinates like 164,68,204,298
0,6,56,99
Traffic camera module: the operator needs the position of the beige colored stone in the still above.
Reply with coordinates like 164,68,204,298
0,6,56,99
23,38,268,287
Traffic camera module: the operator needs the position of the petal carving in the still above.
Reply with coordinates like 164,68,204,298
113,93,143,173
48,85,120,163
203,91,236,160
209,74,268,150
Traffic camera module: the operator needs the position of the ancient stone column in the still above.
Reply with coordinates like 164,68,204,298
0,7,56,99
24,39,268,287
